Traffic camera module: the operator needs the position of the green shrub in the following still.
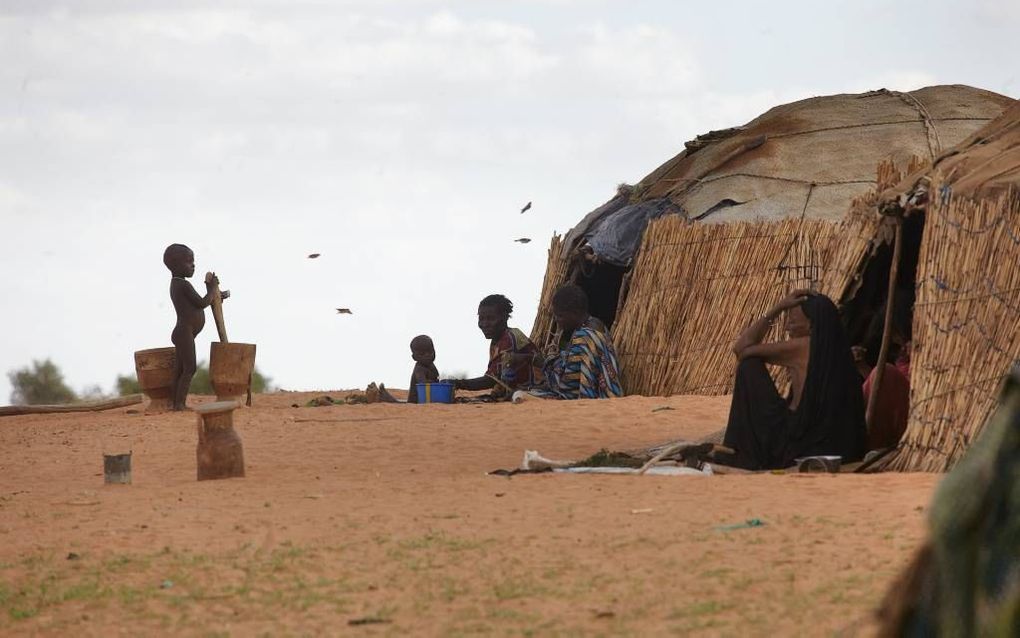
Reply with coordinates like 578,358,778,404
115,374,141,396
7,359,78,405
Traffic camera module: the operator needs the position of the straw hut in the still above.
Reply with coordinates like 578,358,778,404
872,99,1020,471
532,85,1012,399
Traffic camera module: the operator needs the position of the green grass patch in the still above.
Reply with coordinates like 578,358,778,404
491,576,548,601
669,599,732,619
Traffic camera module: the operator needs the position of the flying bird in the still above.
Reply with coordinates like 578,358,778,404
307,253,321,259
336,308,353,315
520,201,532,214
514,238,532,244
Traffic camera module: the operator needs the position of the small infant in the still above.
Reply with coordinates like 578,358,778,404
407,335,440,404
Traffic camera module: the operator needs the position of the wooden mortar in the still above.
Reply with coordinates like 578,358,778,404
133,347,177,413
195,400,245,481
204,271,257,406
209,342,256,404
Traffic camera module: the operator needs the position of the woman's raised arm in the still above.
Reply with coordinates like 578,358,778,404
732,289,811,358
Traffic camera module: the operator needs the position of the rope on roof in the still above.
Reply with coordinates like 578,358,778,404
893,90,943,159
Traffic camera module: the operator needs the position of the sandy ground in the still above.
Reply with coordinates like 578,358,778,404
0,391,938,636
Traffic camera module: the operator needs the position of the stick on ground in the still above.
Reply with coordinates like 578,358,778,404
0,394,143,417
485,374,515,394
637,441,734,475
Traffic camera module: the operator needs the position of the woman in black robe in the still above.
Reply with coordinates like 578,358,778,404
721,290,867,470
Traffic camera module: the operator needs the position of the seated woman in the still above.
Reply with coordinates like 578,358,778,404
451,294,541,398
556,313,609,350
536,284,623,400
721,290,866,470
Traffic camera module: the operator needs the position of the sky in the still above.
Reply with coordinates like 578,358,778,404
1,0,1017,401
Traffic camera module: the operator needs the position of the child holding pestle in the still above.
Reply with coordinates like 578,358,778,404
163,243,229,411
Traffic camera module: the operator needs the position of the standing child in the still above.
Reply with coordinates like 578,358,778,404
407,335,440,404
163,244,228,411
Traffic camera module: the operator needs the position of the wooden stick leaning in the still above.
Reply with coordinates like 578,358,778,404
637,440,735,475
865,217,903,431
0,394,143,417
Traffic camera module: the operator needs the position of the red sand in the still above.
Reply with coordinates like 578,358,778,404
0,392,936,635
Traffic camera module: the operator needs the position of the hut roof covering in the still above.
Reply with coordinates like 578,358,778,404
881,98,1020,205
931,99,1020,197
557,85,1011,270
635,85,1013,225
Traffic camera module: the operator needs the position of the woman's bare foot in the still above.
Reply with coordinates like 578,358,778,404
365,382,380,404
378,384,400,403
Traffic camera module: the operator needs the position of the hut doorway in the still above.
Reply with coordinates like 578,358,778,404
843,211,927,368
575,261,628,331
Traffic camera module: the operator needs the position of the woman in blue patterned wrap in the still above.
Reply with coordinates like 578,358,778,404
538,284,623,400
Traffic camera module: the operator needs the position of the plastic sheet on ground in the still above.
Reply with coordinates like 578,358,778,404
554,465,713,476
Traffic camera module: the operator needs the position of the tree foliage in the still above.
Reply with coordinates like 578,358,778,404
187,363,271,394
8,358,274,405
7,359,78,405
115,374,141,396
116,363,271,396
250,368,271,394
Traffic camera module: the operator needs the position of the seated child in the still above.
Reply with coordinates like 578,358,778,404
852,344,911,450
407,335,439,404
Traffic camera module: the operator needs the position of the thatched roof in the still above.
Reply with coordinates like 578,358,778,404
557,85,1011,270
635,85,1012,224
926,98,1020,198
881,98,1020,207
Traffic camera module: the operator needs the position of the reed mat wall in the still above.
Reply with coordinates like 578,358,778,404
609,212,878,396
887,183,1020,471
530,234,568,348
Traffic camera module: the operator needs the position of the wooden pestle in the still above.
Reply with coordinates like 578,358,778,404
205,271,252,406
205,271,228,343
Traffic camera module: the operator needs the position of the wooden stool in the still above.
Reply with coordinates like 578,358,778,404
195,401,245,481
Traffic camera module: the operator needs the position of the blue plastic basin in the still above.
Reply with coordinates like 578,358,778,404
416,382,455,404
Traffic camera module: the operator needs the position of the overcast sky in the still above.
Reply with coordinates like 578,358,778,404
1,0,1017,401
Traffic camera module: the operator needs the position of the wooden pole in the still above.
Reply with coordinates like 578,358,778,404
0,394,143,417
866,217,903,431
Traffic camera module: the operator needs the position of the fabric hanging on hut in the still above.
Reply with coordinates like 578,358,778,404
561,190,632,256
584,198,681,267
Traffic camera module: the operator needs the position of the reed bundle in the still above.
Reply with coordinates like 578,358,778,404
873,156,930,194
611,210,878,396
887,182,1020,471
529,234,569,348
